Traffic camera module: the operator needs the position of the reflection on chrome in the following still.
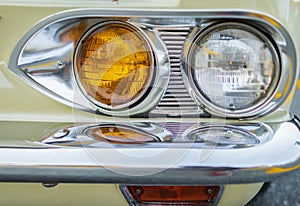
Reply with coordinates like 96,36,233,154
185,126,260,147
0,118,298,183
41,122,272,149
42,123,172,146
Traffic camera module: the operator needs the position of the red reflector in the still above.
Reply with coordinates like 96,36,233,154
122,185,221,205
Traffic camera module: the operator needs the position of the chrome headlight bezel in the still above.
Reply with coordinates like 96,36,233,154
8,15,170,117
8,9,297,119
182,22,282,118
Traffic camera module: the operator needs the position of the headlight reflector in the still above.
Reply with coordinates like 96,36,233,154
75,21,154,110
186,23,279,117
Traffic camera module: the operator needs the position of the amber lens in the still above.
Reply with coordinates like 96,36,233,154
75,22,153,108
85,125,156,144
126,186,221,204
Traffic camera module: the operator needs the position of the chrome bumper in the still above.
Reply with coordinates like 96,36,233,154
0,117,299,184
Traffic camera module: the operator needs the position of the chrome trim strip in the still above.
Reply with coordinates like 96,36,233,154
0,118,298,184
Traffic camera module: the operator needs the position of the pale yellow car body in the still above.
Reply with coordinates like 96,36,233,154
0,1,299,205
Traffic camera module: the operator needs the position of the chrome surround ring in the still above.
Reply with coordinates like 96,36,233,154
74,20,157,112
183,22,282,118
182,19,296,119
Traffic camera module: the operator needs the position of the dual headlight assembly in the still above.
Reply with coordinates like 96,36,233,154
9,10,296,119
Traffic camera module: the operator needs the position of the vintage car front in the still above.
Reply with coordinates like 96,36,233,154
0,0,299,205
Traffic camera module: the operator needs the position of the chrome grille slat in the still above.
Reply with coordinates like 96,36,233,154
169,77,183,81
168,80,187,85
151,26,202,115
163,41,185,45
163,94,192,98
168,50,182,54
170,72,182,76
167,85,187,89
169,58,181,62
169,54,182,58
159,32,189,36
160,36,187,40
166,89,189,94
166,45,183,49
157,102,197,106
168,63,181,66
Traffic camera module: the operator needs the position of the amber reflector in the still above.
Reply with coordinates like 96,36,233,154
75,22,153,108
124,186,221,205
85,125,157,144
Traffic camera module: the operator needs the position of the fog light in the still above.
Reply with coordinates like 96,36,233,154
185,126,259,146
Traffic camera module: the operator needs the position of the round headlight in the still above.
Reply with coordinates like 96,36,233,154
74,21,154,110
185,22,280,117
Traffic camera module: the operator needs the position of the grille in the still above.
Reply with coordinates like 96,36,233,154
151,26,202,116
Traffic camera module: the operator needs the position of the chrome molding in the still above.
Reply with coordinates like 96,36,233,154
41,122,272,149
10,16,170,116
8,9,297,118
0,118,298,184
42,122,173,145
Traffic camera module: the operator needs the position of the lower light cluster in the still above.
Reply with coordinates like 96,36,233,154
42,122,270,149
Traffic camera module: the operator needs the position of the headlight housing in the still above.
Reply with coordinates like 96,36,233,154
184,22,280,118
9,10,297,119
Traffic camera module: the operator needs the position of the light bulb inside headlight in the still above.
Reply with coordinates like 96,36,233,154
186,23,279,116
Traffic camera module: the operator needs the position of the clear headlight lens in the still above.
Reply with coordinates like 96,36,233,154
75,21,154,110
187,23,279,116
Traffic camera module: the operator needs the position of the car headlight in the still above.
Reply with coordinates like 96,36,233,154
184,22,280,118
74,21,154,110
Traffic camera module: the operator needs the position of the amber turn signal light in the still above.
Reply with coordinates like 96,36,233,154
75,21,154,109
122,185,221,205
85,125,158,144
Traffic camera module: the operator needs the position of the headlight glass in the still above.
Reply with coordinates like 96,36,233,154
187,23,279,116
75,21,154,110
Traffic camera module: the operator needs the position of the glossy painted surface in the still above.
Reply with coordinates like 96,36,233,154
0,183,128,206
0,183,263,206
